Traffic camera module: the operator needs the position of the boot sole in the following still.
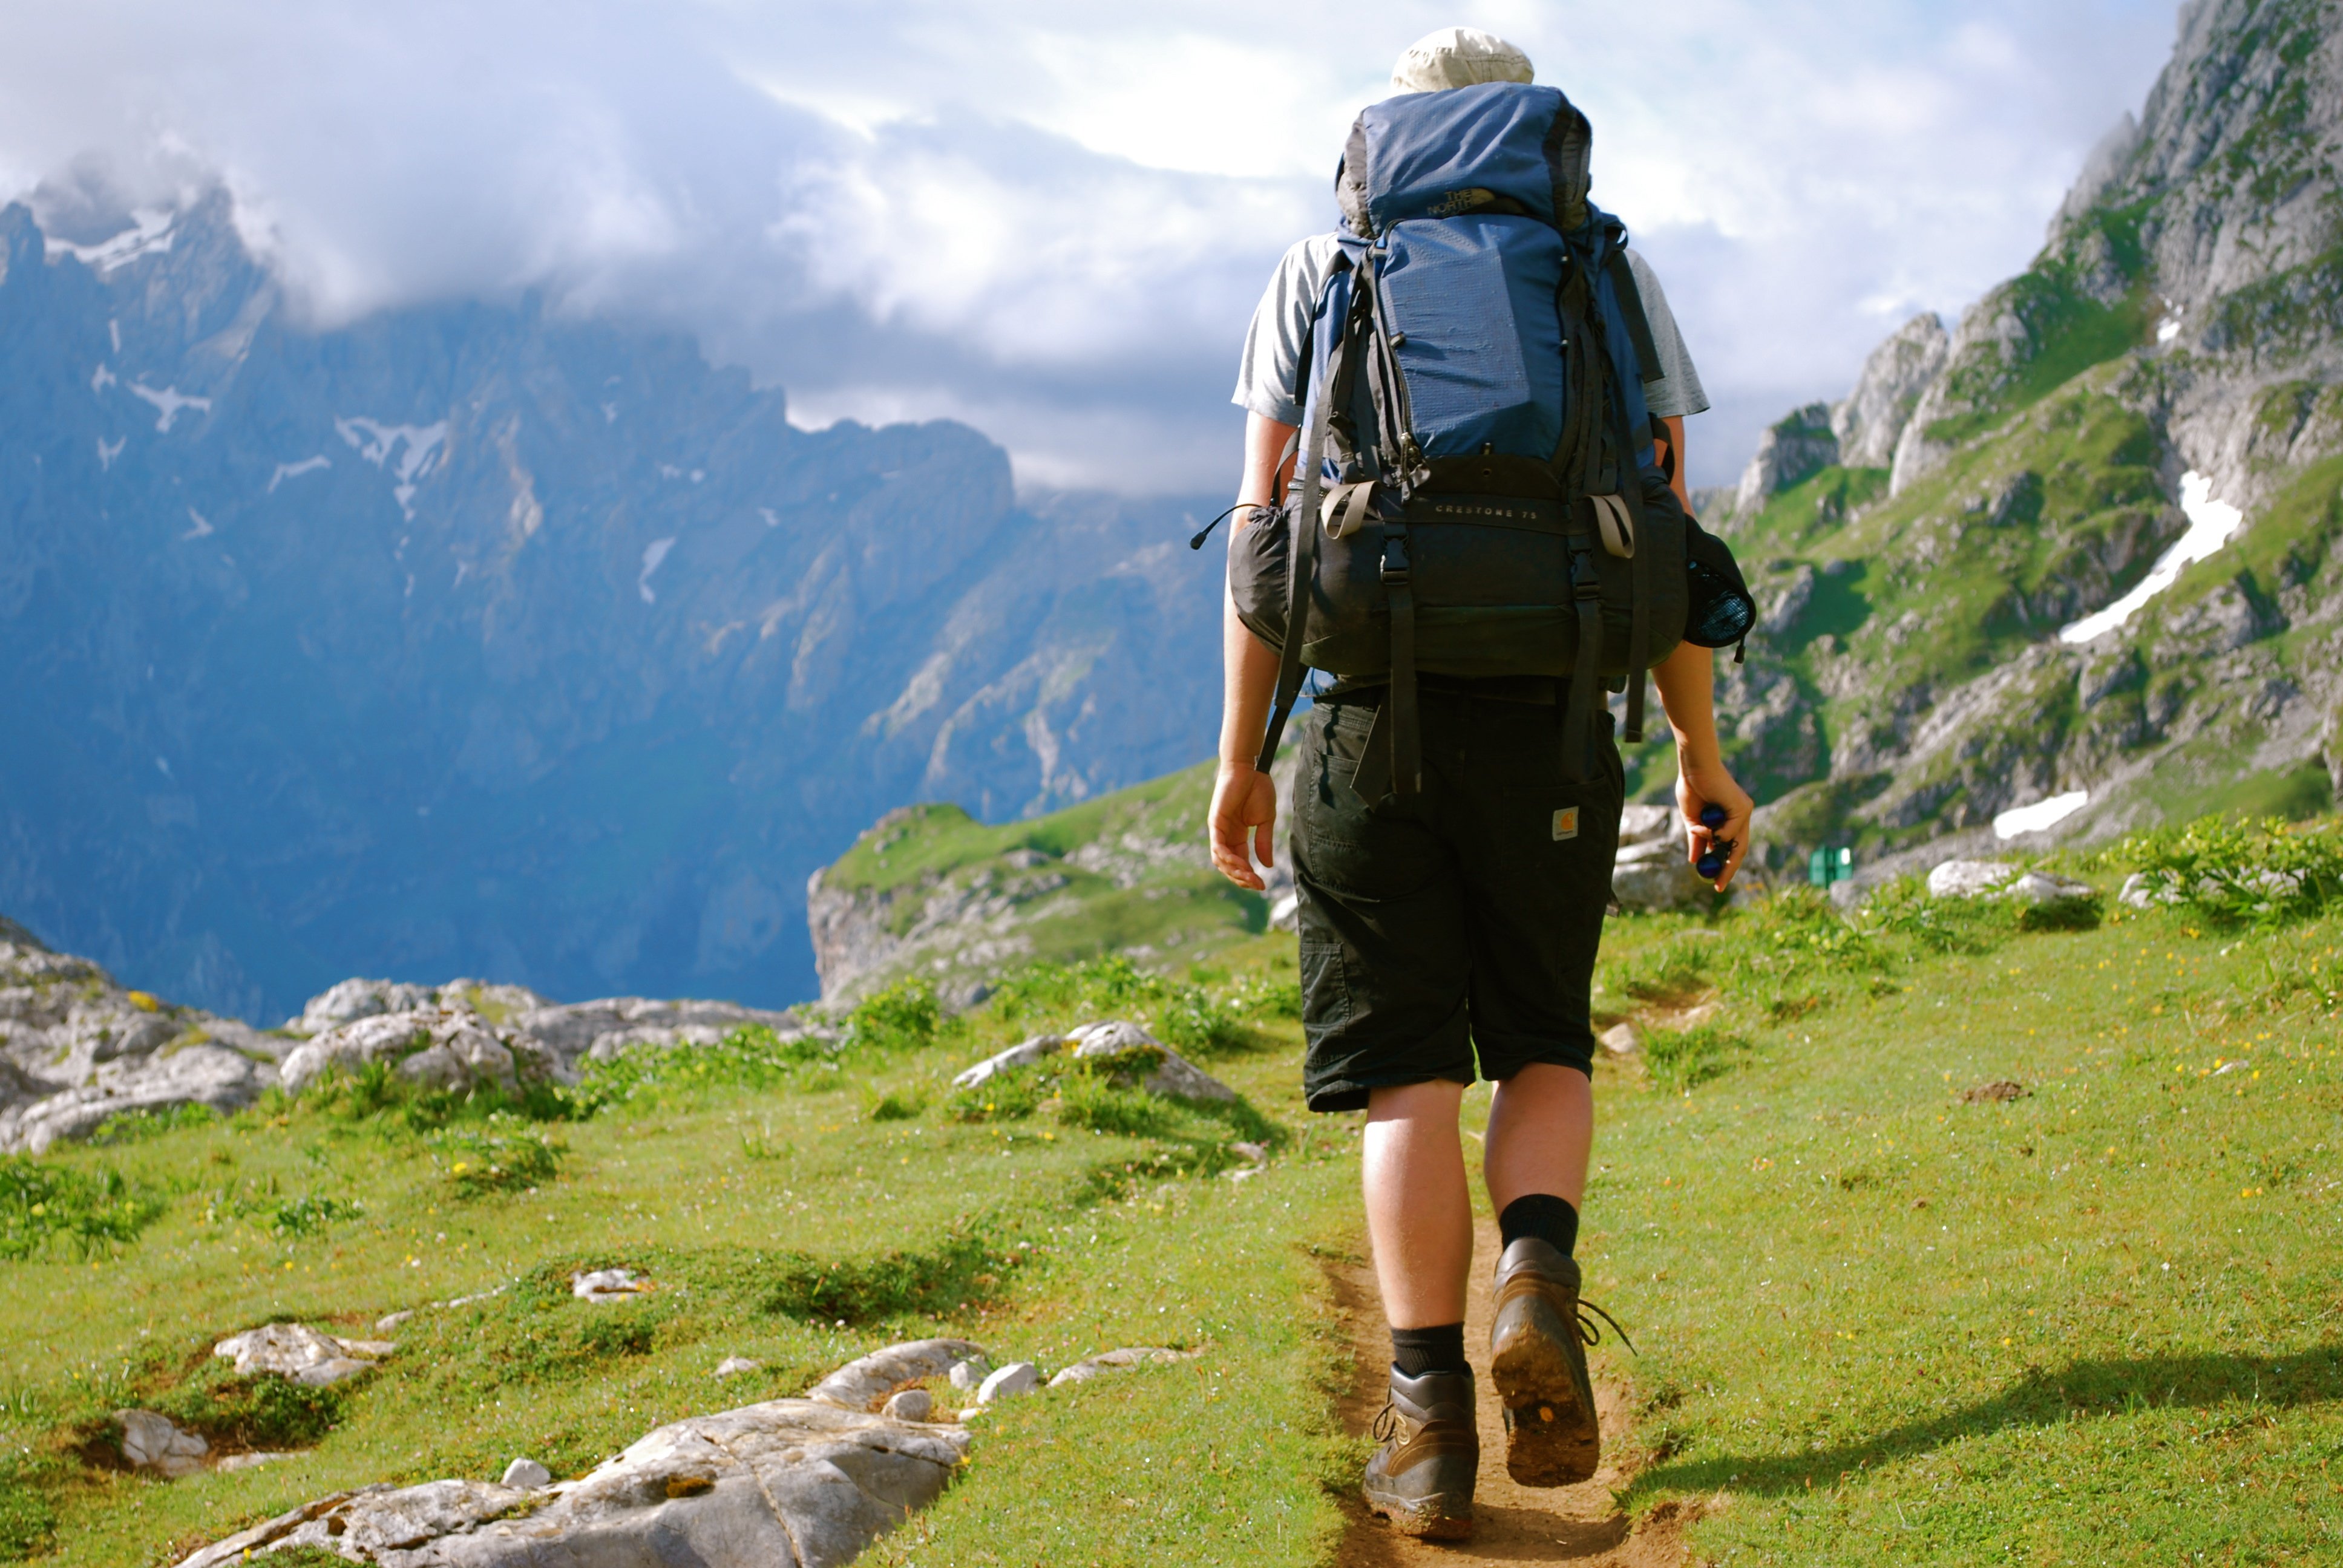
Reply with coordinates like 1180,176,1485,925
1490,1299,1599,1487
1365,1494,1473,1541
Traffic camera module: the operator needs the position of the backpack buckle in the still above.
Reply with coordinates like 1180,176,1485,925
1380,531,1413,585
1569,547,1602,600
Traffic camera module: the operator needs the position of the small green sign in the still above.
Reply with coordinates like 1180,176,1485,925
1809,846,1855,887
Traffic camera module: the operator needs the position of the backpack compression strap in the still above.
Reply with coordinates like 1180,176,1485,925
1254,256,1365,774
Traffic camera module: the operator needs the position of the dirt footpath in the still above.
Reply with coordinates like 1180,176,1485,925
1331,1218,1698,1566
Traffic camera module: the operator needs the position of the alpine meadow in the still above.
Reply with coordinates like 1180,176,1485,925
4,2,2342,1566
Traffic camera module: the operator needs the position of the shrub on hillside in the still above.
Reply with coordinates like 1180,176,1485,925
2113,815,2343,926
430,1122,566,1198
0,1158,166,1260
1642,1022,1749,1091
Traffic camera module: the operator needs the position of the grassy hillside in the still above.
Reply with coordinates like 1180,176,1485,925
811,760,1277,1001
4,816,2339,1563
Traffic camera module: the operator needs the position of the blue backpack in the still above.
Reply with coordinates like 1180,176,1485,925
1223,82,1751,794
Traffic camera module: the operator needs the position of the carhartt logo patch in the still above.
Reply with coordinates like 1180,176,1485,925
1552,807,1579,841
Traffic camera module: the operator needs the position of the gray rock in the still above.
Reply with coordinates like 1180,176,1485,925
1046,1347,1196,1390
976,1362,1040,1403
571,1268,649,1303
880,1388,933,1422
0,930,280,1154
1611,838,1714,912
1067,1021,1237,1103
1598,1022,1638,1056
1926,860,2020,900
807,1338,985,1412
278,1007,523,1097
1830,312,1950,469
499,1458,551,1490
117,1410,208,1477
214,1324,395,1387
1227,1140,1268,1166
171,1394,971,1568
1732,403,1840,519
2006,871,2096,906
288,978,434,1036
713,1356,762,1379
946,1356,992,1393
1617,803,1677,848
215,1452,292,1473
2120,870,2183,909
951,1034,1068,1091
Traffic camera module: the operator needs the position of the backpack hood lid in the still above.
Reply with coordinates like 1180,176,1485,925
1337,81,1592,238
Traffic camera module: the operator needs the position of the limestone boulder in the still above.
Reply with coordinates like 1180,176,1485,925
1926,859,2020,899
1047,1347,1196,1390
172,1395,972,1568
279,1008,530,1097
807,1338,984,1412
952,1022,1236,1104
215,1323,395,1387
1068,1021,1236,1103
117,1410,208,1477
1612,837,1714,913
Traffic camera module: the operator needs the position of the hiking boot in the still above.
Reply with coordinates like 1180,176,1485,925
1489,1236,1631,1486
1361,1365,1478,1539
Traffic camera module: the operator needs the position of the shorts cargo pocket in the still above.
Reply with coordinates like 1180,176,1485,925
1298,933,1352,1036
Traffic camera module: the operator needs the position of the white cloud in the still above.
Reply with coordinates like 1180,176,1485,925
0,0,2181,490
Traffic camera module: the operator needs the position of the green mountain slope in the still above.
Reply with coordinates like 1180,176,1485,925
1684,0,2343,885
805,760,1284,1004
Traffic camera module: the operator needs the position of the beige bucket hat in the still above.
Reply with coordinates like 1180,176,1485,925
1389,27,1535,94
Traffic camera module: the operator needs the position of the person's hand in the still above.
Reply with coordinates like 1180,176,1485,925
1677,758,1754,891
1209,762,1279,890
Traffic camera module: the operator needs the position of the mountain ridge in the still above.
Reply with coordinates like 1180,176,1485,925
1683,0,2343,889
0,191,1225,1021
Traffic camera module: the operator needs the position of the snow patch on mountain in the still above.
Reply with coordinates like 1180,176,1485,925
127,382,211,433
267,456,331,493
2059,473,2244,644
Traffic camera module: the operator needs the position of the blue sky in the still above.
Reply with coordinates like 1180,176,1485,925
1,0,2180,491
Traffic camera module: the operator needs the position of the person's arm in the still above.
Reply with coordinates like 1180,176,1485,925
1208,412,1298,890
1659,415,1689,510
1651,639,1753,890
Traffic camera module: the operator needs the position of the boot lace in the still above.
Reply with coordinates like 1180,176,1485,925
1576,1296,1636,1355
1370,1400,1404,1445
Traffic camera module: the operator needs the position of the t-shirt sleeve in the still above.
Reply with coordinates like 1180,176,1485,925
1231,235,1337,428
1624,250,1711,420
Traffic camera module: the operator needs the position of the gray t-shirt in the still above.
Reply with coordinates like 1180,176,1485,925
1231,234,1709,428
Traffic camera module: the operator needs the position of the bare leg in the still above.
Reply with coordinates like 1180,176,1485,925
1483,1062,1593,1214
1362,1079,1472,1327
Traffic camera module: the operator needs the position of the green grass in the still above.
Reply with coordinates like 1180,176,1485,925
819,763,1273,996
7,822,2342,1564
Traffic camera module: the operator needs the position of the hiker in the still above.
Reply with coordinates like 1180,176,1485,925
1206,27,1755,1540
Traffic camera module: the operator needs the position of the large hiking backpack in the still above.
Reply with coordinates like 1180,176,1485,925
1227,81,1751,794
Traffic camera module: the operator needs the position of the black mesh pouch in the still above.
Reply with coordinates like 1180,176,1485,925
1682,513,1755,648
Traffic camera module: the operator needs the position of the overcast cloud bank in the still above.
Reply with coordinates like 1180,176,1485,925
2,0,2178,490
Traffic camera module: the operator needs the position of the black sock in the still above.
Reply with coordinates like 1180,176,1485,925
1390,1322,1468,1379
1498,1194,1579,1258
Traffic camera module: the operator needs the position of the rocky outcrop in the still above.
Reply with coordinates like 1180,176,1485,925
166,1333,1196,1566
1691,0,2343,880
173,1397,971,1568
0,923,830,1151
215,1324,396,1388
1731,403,1841,520
951,1021,1237,1103
1832,313,1949,469
0,191,1225,1027
0,922,281,1154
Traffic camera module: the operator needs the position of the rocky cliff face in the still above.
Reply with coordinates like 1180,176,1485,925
0,194,1224,1019
1689,0,2343,883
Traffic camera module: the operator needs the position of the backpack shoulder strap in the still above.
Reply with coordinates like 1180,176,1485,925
1254,254,1363,773
1602,249,1665,388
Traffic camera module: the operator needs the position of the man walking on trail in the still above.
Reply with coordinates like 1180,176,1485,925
1208,28,1753,1539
